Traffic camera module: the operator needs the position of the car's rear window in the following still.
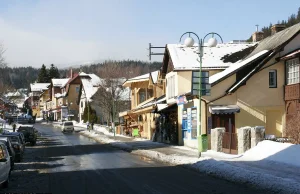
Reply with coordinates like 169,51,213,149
64,122,73,126
9,136,20,143
18,127,34,132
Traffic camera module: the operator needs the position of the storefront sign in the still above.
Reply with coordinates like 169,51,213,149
177,96,187,105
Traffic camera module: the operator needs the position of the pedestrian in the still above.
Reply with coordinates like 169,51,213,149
12,123,16,132
91,122,94,130
47,116,49,123
87,121,90,131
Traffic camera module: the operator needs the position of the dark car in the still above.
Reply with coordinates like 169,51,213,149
0,134,24,162
17,125,37,146
0,138,15,170
3,132,26,148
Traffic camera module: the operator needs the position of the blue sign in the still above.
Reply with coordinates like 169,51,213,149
177,96,187,105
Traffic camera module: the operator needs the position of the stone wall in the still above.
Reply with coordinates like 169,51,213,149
237,126,251,154
251,126,265,148
211,128,225,152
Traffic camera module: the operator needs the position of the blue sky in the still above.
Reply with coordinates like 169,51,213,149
0,0,299,67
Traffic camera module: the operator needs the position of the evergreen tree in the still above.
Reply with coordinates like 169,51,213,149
48,64,60,79
82,104,97,123
37,64,49,83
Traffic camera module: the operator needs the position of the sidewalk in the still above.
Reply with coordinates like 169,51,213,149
43,121,300,193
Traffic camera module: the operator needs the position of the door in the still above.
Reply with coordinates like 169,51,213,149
212,114,235,132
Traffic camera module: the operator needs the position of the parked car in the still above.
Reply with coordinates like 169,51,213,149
61,121,74,133
0,141,11,188
0,137,15,170
0,134,24,162
3,132,26,148
17,125,37,146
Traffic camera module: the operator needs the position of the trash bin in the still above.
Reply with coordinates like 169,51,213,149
198,134,208,152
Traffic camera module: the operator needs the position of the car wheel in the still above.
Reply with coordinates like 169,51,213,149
3,171,10,188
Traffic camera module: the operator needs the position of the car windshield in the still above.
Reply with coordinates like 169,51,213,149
64,122,73,126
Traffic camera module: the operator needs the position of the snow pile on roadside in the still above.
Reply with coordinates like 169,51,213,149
242,140,300,167
192,158,300,193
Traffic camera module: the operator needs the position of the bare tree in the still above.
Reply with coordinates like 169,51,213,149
93,63,130,124
0,43,6,68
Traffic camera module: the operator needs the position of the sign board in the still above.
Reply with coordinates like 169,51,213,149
191,71,211,96
177,95,187,105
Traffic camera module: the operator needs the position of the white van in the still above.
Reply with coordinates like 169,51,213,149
0,141,11,188
61,121,74,133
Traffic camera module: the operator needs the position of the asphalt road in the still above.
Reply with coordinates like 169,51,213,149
1,123,269,194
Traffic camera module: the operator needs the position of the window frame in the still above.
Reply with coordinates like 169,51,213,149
269,69,277,88
285,58,300,85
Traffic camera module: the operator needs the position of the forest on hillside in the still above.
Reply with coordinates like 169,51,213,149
0,60,162,90
248,7,300,41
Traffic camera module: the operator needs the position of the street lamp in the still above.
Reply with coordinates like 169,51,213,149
179,32,223,157
106,86,121,137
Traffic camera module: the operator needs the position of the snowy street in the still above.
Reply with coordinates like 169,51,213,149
1,122,266,194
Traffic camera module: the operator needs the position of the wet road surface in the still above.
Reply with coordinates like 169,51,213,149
1,123,269,194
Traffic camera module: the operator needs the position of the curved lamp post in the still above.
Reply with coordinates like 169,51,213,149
179,32,223,157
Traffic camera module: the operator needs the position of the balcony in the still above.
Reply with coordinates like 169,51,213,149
285,83,300,101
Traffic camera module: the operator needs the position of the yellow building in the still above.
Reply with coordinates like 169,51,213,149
121,70,166,140
162,23,300,150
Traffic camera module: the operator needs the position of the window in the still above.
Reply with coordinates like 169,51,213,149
167,75,175,99
192,71,210,96
139,89,146,104
286,58,300,85
76,86,80,93
147,89,153,99
269,70,277,88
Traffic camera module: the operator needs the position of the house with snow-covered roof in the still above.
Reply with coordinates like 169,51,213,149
119,70,166,140
160,40,257,148
29,83,50,117
204,23,300,148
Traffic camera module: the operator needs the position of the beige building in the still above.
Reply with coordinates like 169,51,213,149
161,23,300,151
120,70,165,140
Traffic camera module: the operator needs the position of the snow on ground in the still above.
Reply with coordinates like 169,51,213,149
78,128,300,193
241,140,300,167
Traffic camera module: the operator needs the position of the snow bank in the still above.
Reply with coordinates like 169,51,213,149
242,140,300,167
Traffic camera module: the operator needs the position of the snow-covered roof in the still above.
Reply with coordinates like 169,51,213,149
54,92,67,98
5,91,23,97
52,78,70,87
81,74,102,101
30,83,50,92
209,50,270,85
123,70,159,87
150,70,159,84
167,43,256,70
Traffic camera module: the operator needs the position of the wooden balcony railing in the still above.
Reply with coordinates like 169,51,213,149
285,83,300,101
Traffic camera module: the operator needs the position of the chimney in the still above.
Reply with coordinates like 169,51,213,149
271,24,285,35
252,25,264,42
70,69,73,78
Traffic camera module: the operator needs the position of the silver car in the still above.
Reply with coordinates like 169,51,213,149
61,121,74,133
0,141,11,188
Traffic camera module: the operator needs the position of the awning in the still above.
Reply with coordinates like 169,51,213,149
280,49,300,60
157,103,177,112
209,105,240,114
